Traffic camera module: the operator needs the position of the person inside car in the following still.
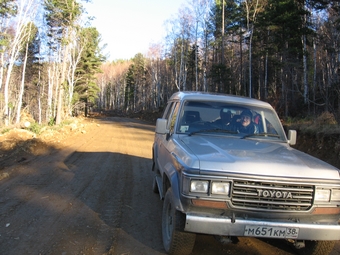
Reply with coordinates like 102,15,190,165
233,109,258,134
212,108,232,130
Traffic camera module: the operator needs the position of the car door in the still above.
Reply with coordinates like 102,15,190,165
156,100,180,174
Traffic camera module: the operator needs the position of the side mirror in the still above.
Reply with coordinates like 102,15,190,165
288,130,297,146
155,118,169,134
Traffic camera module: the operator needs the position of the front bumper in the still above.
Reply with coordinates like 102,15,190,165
185,214,340,240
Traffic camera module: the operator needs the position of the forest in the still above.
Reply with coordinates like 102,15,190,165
0,0,339,128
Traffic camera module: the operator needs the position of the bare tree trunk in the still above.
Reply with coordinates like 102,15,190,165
220,0,224,93
245,0,266,98
313,38,317,115
46,64,55,122
203,27,208,92
240,28,244,94
249,27,253,97
0,52,5,90
302,33,308,105
38,83,42,124
67,36,85,116
2,0,36,125
263,29,269,100
194,15,199,91
3,44,20,125
326,53,330,112
180,38,185,91
0,17,10,91
264,49,268,99
16,30,31,124
56,43,70,124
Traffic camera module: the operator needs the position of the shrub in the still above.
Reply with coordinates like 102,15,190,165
48,117,55,126
28,122,42,134
1,128,10,134
315,112,337,125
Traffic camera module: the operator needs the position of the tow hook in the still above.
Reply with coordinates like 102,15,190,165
231,213,236,223
215,236,239,245
293,240,305,249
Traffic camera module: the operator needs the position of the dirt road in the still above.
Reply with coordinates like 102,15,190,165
0,117,339,255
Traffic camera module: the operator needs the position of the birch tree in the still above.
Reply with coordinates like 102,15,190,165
67,26,86,116
165,6,194,91
44,0,82,124
15,21,38,124
3,0,36,125
147,43,163,109
0,0,17,91
243,0,267,98
189,0,212,91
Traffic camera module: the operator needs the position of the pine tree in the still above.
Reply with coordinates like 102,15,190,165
74,27,104,117
0,0,17,17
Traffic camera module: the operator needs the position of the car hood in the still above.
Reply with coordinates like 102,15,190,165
179,135,339,180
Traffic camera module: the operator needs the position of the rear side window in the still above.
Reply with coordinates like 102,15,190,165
168,102,180,133
163,102,174,119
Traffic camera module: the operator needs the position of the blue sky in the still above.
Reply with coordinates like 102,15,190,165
83,0,188,61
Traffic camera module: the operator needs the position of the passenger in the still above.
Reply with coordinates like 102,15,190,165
233,109,258,134
213,109,232,129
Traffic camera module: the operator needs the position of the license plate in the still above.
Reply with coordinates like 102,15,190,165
244,225,299,239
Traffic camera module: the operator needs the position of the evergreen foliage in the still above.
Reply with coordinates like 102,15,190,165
0,0,17,18
74,27,104,116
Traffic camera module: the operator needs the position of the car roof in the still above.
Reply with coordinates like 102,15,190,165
169,91,272,109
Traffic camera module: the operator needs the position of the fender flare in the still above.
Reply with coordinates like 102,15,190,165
162,164,184,212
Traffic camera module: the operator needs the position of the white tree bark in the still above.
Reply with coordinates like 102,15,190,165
3,0,36,125
67,29,86,116
16,23,33,124
244,0,265,98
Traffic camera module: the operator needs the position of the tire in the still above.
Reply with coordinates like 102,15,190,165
162,188,196,255
296,240,335,255
152,176,159,194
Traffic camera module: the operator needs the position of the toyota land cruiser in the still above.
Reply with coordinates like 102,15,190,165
152,92,340,255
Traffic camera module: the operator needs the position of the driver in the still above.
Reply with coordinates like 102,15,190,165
213,108,232,129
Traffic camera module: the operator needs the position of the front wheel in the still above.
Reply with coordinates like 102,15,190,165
296,240,335,255
162,188,196,255
152,176,159,194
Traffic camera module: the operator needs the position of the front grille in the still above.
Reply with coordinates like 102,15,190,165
231,180,314,212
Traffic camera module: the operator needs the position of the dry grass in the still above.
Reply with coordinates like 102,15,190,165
284,112,340,134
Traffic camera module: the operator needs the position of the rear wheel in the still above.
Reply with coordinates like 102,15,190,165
296,240,335,255
162,188,196,255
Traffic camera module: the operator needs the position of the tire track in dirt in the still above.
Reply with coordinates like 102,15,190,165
107,118,164,255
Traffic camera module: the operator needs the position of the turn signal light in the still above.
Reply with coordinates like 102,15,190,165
191,199,228,209
312,207,340,215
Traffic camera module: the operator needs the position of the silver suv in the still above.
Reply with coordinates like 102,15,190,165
152,92,340,255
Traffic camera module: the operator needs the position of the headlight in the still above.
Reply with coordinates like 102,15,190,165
190,180,209,193
331,189,340,201
315,189,330,202
212,182,230,195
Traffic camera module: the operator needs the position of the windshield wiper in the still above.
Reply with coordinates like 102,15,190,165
241,133,281,139
188,129,237,136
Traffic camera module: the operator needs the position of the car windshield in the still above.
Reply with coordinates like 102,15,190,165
176,100,286,141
